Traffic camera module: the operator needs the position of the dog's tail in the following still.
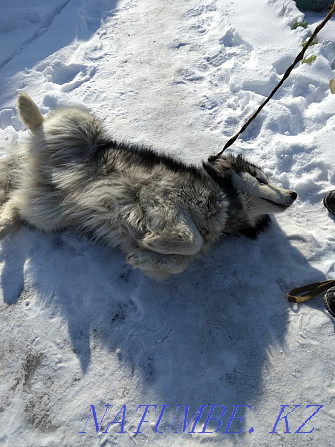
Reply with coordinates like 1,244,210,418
0,93,41,209
17,92,44,133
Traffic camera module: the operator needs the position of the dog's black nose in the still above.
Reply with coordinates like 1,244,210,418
290,191,297,201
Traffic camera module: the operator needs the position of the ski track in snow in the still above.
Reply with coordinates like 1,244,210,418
0,0,335,446
0,0,71,71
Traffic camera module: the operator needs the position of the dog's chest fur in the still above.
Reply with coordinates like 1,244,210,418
71,150,230,251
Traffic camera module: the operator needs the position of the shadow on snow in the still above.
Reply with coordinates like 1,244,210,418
0,218,327,434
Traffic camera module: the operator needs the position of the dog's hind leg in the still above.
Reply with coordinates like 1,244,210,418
17,93,44,132
0,199,20,240
126,249,191,276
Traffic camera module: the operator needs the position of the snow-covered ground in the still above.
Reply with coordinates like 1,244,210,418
0,0,334,445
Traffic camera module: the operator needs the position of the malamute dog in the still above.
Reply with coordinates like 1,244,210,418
0,93,297,278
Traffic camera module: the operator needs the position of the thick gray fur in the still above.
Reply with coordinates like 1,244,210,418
0,93,296,278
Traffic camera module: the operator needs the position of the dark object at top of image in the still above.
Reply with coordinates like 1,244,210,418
295,0,333,11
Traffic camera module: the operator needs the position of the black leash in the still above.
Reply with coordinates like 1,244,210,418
209,2,335,161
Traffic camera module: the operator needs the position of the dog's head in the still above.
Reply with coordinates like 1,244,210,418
204,154,297,216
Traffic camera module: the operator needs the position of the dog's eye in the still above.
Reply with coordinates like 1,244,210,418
256,177,267,185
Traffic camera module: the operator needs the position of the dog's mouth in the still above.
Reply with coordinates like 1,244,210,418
261,197,290,209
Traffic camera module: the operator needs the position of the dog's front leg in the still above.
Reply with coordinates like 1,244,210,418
126,249,191,276
139,212,203,256
140,231,203,256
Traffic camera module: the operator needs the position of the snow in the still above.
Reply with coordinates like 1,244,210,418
0,0,334,445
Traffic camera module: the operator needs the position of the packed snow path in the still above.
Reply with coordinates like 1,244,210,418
0,0,334,446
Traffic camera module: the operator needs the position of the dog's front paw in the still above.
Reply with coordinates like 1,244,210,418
126,250,145,267
140,233,161,250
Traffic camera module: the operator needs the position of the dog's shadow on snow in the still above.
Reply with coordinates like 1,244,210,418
0,220,328,429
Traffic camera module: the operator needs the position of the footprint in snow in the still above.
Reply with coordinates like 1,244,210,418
219,27,251,49
41,61,96,92
173,68,205,84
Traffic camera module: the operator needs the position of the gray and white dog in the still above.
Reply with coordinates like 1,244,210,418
0,93,296,278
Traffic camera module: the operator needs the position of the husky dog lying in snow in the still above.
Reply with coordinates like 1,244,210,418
0,93,297,278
